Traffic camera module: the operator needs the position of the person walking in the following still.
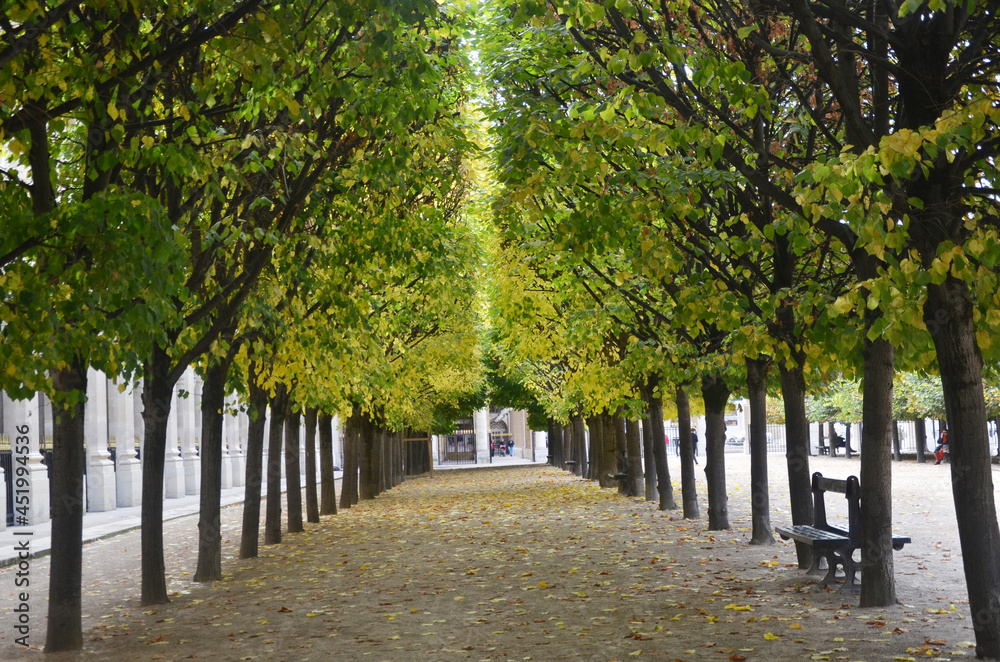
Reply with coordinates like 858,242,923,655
690,427,699,465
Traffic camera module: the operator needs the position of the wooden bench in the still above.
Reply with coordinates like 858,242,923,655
774,472,910,592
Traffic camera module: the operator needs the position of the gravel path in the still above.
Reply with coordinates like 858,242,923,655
0,453,983,661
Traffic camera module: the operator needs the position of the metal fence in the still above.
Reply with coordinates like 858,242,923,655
441,417,477,465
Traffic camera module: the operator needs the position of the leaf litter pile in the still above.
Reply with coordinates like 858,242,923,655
0,456,977,661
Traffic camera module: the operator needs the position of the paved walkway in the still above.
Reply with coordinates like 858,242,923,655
0,454,543,566
0,455,975,662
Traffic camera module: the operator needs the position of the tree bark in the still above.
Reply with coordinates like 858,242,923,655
779,363,813,568
561,422,572,471
701,373,730,530
359,413,377,500
548,419,563,467
339,408,358,509
284,404,303,533
194,355,231,582
613,412,627,494
746,358,774,545
915,418,927,463
304,407,320,523
859,333,897,607
641,410,657,502
676,385,698,519
239,362,268,558
318,412,337,515
45,359,87,652
927,276,1000,657
264,384,288,545
645,378,675,510
626,417,643,497
140,345,175,605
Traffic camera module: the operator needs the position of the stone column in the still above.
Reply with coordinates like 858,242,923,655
231,408,247,487
4,393,50,525
332,415,342,469
163,387,186,499
299,415,307,481
84,369,117,512
219,396,234,489
109,379,142,507
261,411,270,494
475,408,491,464
178,369,200,495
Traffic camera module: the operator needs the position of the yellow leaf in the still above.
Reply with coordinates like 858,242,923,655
789,623,803,629
763,632,780,640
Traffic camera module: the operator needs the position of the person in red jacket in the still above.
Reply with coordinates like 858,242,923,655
934,429,949,465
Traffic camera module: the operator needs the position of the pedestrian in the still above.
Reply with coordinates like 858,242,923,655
691,427,699,464
934,429,949,465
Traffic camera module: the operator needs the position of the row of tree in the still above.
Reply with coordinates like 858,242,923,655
476,0,1000,657
1,1,484,652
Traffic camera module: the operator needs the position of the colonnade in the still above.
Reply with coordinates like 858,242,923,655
0,367,339,532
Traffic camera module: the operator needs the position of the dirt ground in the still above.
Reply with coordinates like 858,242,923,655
0,453,983,661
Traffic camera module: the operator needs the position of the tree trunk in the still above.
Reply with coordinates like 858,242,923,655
645,379,675,510
746,358,774,545
319,413,337,515
572,414,587,478
339,409,358,509
589,414,607,486
239,362,268,558
194,356,230,582
359,414,377,500
376,428,387,493
701,373,730,531
779,363,813,568
561,422,572,471
859,333,897,607
817,422,825,455
626,418,643,497
45,359,87,652
264,384,288,545
304,407,320,523
926,276,1000,657
140,345,176,605
641,410,657,502
613,412,627,494
892,420,902,462
548,419,563,467
285,404,303,533
845,424,854,459
676,385,698,519
915,418,927,463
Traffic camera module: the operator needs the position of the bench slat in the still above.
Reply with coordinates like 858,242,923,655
774,524,849,547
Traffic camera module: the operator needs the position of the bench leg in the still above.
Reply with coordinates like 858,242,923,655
833,546,861,593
